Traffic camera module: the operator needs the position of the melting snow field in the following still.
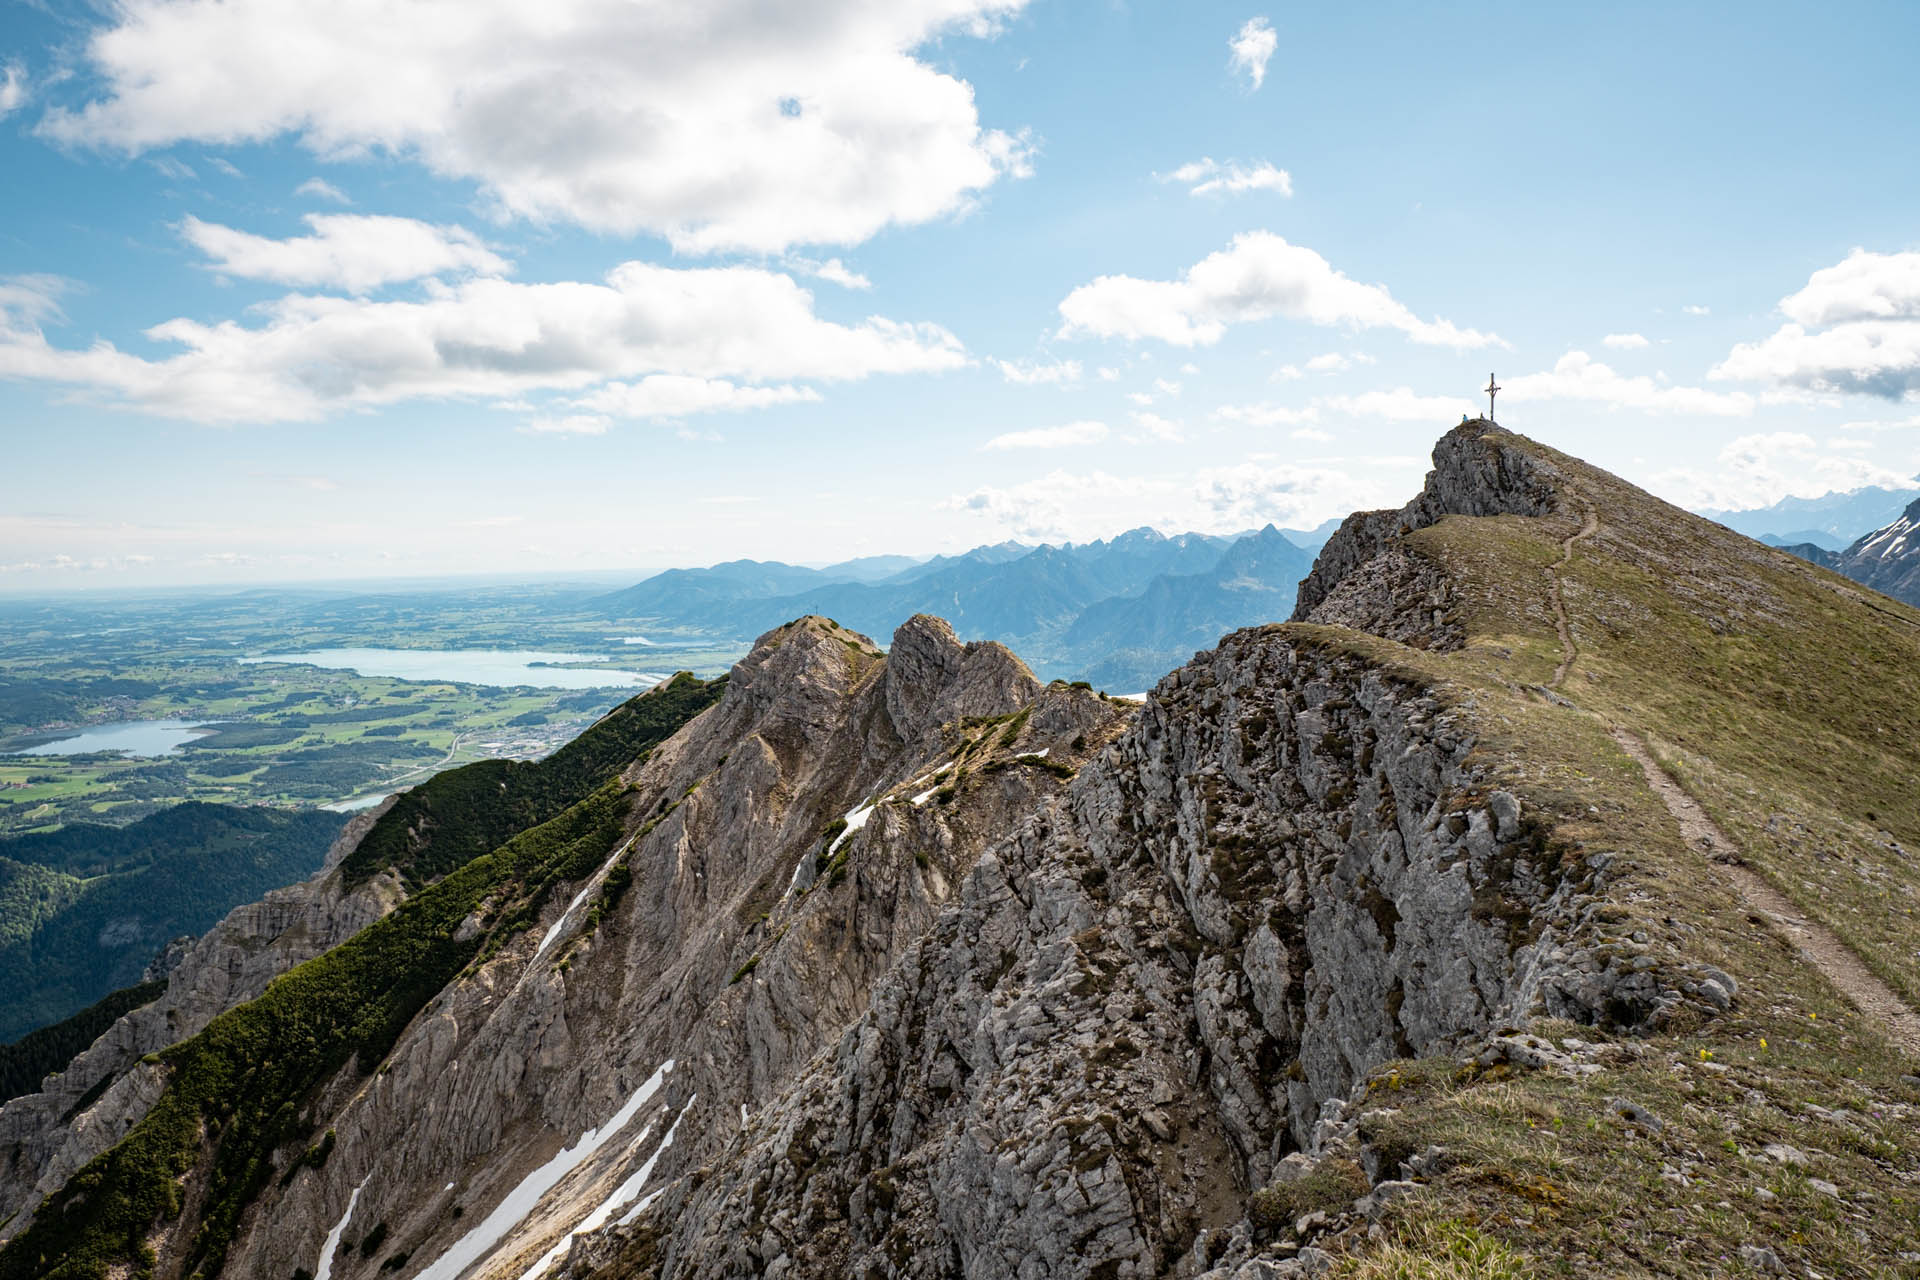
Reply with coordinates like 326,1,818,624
516,1096,697,1280
314,1175,370,1280
409,1060,674,1280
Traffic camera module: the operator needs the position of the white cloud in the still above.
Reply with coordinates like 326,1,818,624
1305,351,1372,373
1126,390,1155,406
0,262,966,424
1194,458,1404,531
1096,366,1120,381
524,413,611,435
786,256,872,290
1291,426,1331,442
149,155,195,180
207,156,243,178
1129,411,1183,442
1505,350,1754,416
180,213,511,293
1602,332,1648,349
574,375,820,420
1228,17,1277,90
1652,431,1915,510
44,0,1032,253
993,356,1082,385
980,420,1108,450
1682,304,1711,316
0,63,27,118
1057,231,1500,349
1161,157,1292,198
1713,321,1920,400
1778,249,1920,326
1711,250,1920,401
946,469,1159,540
296,177,351,204
1318,387,1474,422
1153,377,1182,396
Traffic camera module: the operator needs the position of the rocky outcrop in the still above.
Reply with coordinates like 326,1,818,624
0,800,403,1236
564,614,1684,1280
186,616,1128,1280
1292,420,1563,638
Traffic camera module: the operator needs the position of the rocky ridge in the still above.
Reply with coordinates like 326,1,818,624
549,426,1726,1280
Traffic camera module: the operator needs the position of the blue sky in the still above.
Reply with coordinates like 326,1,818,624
4,0,1920,590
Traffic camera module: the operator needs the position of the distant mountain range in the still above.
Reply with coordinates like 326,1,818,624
596,524,1327,689
1701,485,1920,550
1780,495,1920,608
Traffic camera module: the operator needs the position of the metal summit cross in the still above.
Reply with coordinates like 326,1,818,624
1483,372,1501,422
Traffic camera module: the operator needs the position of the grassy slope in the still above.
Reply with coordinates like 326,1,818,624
0,806,347,1042
0,674,723,1280
1275,430,1920,1277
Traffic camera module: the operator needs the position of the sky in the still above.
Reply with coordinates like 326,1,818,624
4,0,1920,591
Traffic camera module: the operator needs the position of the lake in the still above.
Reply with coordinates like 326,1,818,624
240,648,664,689
14,719,212,757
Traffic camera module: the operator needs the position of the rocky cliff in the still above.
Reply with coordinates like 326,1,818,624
9,425,1920,1280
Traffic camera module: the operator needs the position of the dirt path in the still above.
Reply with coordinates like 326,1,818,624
1547,501,1599,689
1612,728,1920,1057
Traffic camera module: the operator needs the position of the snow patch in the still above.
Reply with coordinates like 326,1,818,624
314,1175,370,1280
826,800,877,856
410,1060,674,1280
532,835,633,965
516,1096,696,1280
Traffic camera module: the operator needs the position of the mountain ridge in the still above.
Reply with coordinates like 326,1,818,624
7,424,1920,1278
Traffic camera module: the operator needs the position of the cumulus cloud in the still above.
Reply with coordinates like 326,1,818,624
981,420,1108,450
1160,157,1291,198
1602,332,1648,349
1057,231,1500,349
1712,250,1920,400
295,177,351,204
1506,351,1754,415
993,356,1082,385
180,213,511,293
1652,431,1916,511
1778,250,1920,327
1193,459,1388,530
1304,351,1372,373
1228,17,1277,90
42,0,1032,253
0,63,26,118
1682,305,1711,316
0,262,966,424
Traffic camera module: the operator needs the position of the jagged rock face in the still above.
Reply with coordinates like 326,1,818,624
561,622,1666,1280
200,616,1125,1280
0,802,403,1237
1292,421,1562,634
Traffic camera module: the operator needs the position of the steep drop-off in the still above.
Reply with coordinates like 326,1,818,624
8,424,1920,1279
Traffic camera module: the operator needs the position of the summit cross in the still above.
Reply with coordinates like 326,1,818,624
1484,372,1501,422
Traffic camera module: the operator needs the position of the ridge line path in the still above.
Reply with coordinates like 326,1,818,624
1539,492,1920,1056
1547,499,1599,689
1613,728,1920,1057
